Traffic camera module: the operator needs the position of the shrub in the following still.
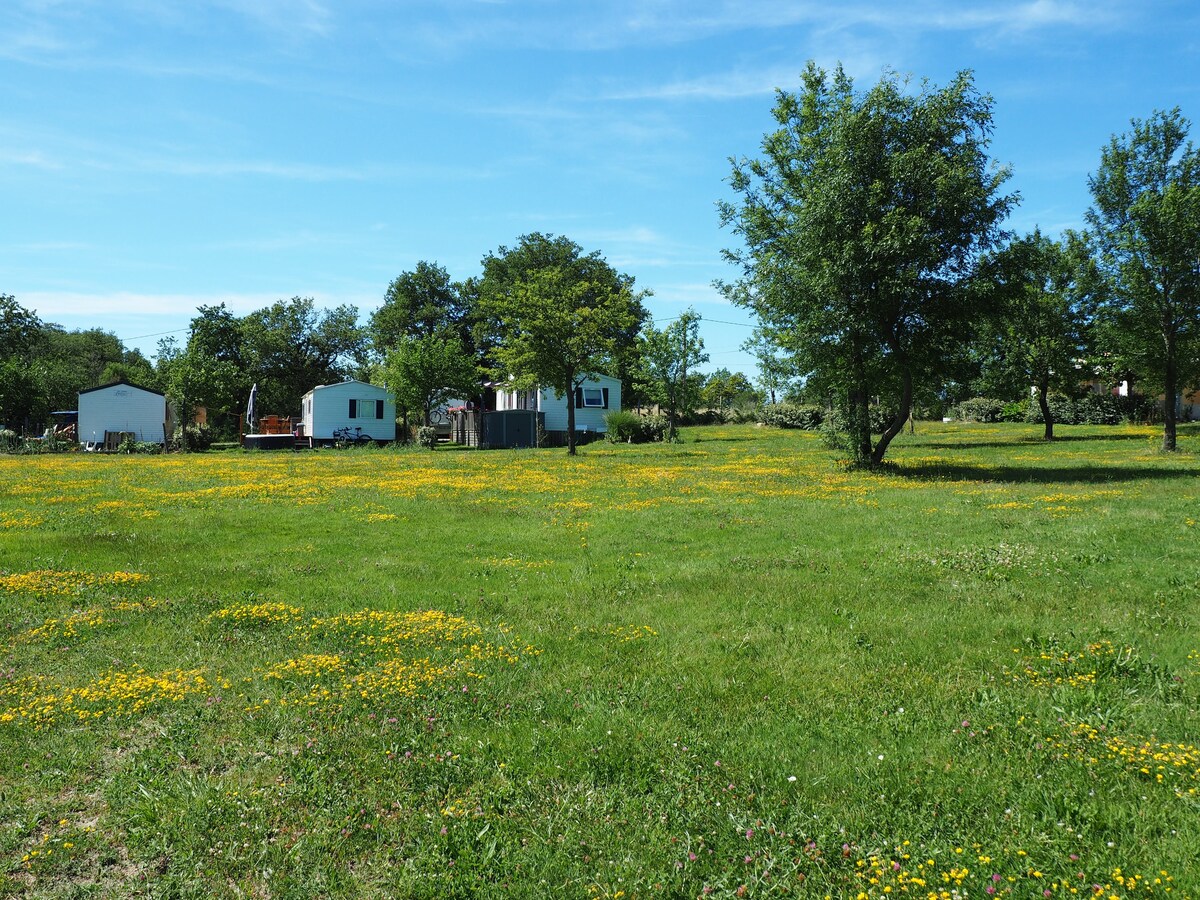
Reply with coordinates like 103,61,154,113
1024,393,1083,425
0,429,19,453
1001,399,1030,422
417,426,438,450
1116,393,1158,424
721,400,762,425
604,411,667,444
955,397,1006,423
757,403,824,430
116,435,162,454
869,406,899,433
174,423,215,451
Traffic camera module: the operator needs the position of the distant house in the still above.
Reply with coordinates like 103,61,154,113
77,381,168,448
300,380,396,444
494,373,621,443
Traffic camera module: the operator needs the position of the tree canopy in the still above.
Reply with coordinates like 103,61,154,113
719,63,1015,465
479,233,646,454
636,309,708,442
239,298,366,416
975,230,1094,439
382,330,479,427
371,261,471,352
1085,108,1200,451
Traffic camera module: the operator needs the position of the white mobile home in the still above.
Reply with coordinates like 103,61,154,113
78,381,168,448
495,373,621,439
300,380,396,443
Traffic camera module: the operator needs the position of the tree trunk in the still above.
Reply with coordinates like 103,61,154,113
566,375,577,456
1163,341,1177,452
666,384,678,442
871,366,913,465
1037,379,1053,441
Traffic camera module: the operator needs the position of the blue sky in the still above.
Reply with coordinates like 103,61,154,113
3,1,1198,377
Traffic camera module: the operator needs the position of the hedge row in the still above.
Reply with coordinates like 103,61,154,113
954,394,1158,425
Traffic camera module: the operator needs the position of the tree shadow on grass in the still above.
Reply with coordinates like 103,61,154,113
895,460,1197,485
920,432,1155,451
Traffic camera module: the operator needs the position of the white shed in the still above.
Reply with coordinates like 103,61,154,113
300,380,396,443
78,381,168,448
495,373,621,437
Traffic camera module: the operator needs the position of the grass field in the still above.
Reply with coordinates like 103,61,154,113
1,422,1198,899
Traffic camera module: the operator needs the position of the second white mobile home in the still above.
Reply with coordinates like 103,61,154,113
300,380,396,443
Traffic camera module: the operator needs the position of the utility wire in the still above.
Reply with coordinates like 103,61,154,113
120,327,189,342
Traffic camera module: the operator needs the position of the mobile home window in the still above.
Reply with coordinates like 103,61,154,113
582,388,604,408
349,399,385,419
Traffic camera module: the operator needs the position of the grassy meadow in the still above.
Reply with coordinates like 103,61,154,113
1,422,1198,899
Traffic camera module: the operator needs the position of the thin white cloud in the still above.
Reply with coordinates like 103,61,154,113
214,0,334,39
153,158,377,181
606,66,804,101
21,290,286,320
604,0,1122,102
0,150,64,170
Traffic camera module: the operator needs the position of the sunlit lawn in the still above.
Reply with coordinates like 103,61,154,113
1,421,1198,898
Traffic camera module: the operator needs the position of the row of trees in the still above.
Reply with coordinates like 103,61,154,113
3,235,758,455
0,294,157,430
721,63,1199,462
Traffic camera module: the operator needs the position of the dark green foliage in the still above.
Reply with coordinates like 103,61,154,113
757,403,824,430
1023,392,1158,425
372,261,470,349
956,394,1159,425
635,310,708,441
955,397,1007,423
974,230,1096,439
383,331,480,427
173,423,215,451
479,233,646,455
116,435,163,454
603,410,667,443
239,298,366,415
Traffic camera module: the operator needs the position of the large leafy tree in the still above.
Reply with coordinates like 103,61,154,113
636,308,708,441
175,303,252,428
382,330,480,427
0,295,47,428
701,368,762,412
719,63,1015,465
976,230,1094,440
156,337,241,448
1085,108,1200,451
240,297,366,415
371,261,471,352
1,294,43,359
479,233,646,455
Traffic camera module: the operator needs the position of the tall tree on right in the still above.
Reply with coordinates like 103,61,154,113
718,63,1015,466
1086,108,1200,452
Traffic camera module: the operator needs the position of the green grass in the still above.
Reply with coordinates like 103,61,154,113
1,421,1198,898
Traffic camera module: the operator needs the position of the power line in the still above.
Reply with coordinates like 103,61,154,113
650,314,756,328
121,327,189,342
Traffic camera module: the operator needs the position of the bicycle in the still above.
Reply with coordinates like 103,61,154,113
331,426,373,448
